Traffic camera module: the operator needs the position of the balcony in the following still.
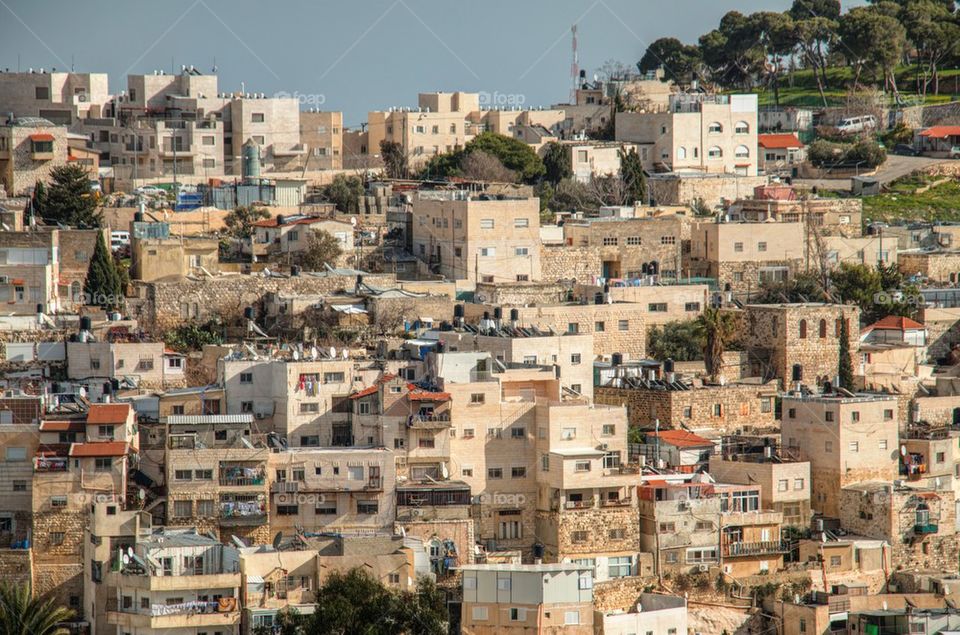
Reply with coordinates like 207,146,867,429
219,475,265,487
914,522,938,535
722,540,790,557
219,501,266,525
364,476,384,491
34,456,68,472
407,413,452,429
564,500,595,510
107,570,240,591
271,481,299,494
107,597,239,629
600,496,634,508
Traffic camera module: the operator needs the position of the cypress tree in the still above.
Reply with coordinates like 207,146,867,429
83,232,122,309
838,317,854,390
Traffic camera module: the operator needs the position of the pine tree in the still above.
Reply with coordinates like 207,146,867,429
83,232,122,309
838,317,854,390
44,164,101,227
31,181,46,222
619,147,647,206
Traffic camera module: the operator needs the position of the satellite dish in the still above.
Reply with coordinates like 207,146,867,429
79,386,87,398
292,349,300,360
900,445,907,457
329,347,336,359
257,493,265,501
310,347,318,360
138,489,145,500
127,546,134,557
272,532,283,550
821,533,827,543
231,535,248,549
440,463,449,479
350,216,357,227
240,437,255,449
341,349,349,360
122,554,130,565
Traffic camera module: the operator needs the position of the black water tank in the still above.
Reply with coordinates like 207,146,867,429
510,308,519,321
291,265,301,277
103,381,112,395
80,316,92,331
664,358,675,373
36,303,44,314
454,304,465,318
641,263,649,274
482,311,490,320
792,364,803,382
823,380,832,394
649,261,659,274
111,378,120,391
244,307,254,320
134,211,144,223
356,274,363,287
493,307,502,320
594,293,603,305
611,352,623,366
603,284,610,294
533,543,545,559
276,214,286,225
724,283,732,292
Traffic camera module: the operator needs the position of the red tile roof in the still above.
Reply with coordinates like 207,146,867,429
920,126,960,139
29,133,55,142
40,420,86,433
86,403,131,425
348,374,398,400
867,315,924,331
69,441,128,457
252,216,336,228
647,429,714,448
37,443,71,457
407,390,451,402
758,133,803,149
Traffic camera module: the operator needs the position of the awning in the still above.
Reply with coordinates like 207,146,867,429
30,133,55,142
919,126,960,139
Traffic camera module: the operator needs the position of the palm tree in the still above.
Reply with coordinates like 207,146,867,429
0,582,74,635
694,307,739,383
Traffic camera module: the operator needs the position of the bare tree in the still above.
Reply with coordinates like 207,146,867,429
460,150,517,183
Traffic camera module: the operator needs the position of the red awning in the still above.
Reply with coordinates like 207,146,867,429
919,126,960,139
29,133,55,142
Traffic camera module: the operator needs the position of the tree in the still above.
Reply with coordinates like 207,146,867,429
309,567,446,635
637,37,702,85
164,319,224,352
829,262,916,323
30,180,47,222
619,147,647,206
752,271,828,304
838,316,855,390
223,205,269,240
902,0,960,96
541,142,572,185
648,320,704,362
788,0,841,21
750,11,798,106
839,6,908,93
253,607,305,635
323,174,364,214
693,308,739,382
0,582,75,635
43,164,101,227
83,231,123,309
459,150,516,183
463,132,545,183
380,140,408,179
795,16,839,106
300,229,344,271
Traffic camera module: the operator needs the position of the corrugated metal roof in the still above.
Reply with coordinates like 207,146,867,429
164,414,254,425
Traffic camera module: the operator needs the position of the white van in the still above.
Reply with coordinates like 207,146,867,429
111,231,130,251
836,115,877,134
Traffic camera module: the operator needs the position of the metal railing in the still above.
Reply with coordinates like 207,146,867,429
722,540,790,557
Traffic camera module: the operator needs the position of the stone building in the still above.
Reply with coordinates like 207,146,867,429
560,140,638,184
688,221,805,294
57,228,110,306
411,190,541,283
899,250,960,285
0,228,60,314
739,303,861,386
781,392,899,519
0,117,69,197
298,110,343,170
66,340,183,390
572,283,711,325
0,70,110,124
839,482,959,572
131,234,220,282
729,186,863,238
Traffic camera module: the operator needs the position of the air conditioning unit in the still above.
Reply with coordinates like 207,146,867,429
697,564,709,573
411,509,423,517
597,443,609,451
255,413,265,420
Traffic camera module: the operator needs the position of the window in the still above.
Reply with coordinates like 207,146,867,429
825,440,833,452
708,122,723,133
570,353,582,365
851,411,860,422
564,611,580,625
602,424,616,436
463,428,475,439
758,241,767,252
471,607,488,621
684,302,701,312
175,469,192,481
174,500,192,517
575,460,591,473
648,303,667,312
627,236,641,245
659,521,676,532
735,145,750,158
734,242,744,253
357,500,378,514
883,409,894,421
487,468,503,479
276,505,298,516
514,247,529,256
879,439,888,450
324,372,345,383
480,219,495,229
602,236,618,246
695,521,713,531
299,402,319,414
241,401,254,413
12,480,26,492
608,556,632,578
470,393,485,404
778,479,788,492
509,607,526,621
708,146,723,158
571,530,589,544
661,235,676,245
251,113,265,123
239,372,253,384
849,441,859,453
511,466,526,478
799,319,807,339
735,121,750,134
609,527,626,540
819,319,828,338
514,217,529,228
479,247,495,257
825,411,834,422
794,478,804,490
197,500,214,516
94,457,113,472
541,454,549,471
595,320,605,332
511,427,525,439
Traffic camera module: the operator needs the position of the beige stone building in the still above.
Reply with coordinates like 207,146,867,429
0,228,60,313
298,110,343,170
615,93,759,176
688,221,805,294
66,341,184,390
0,117,69,197
728,186,863,237
131,235,220,282
0,70,111,124
458,563,594,634
411,190,541,282
781,392,899,519
247,214,352,260
557,141,638,185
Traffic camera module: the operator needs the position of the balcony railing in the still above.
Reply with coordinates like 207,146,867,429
407,413,452,428
564,500,594,510
34,456,68,472
219,476,265,487
914,522,938,535
722,540,790,557
219,501,266,523
600,497,634,508
364,477,384,491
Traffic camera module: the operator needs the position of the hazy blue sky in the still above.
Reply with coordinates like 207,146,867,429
1,0,866,127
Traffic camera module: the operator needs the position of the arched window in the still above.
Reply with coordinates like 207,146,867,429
70,281,82,303
735,145,750,158
708,146,723,159
819,319,827,338
799,319,807,339
735,121,750,134
708,122,723,134
677,146,687,160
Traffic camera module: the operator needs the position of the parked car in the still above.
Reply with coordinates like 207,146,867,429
110,230,130,251
892,144,920,156
950,146,960,159
134,185,164,196
836,115,877,134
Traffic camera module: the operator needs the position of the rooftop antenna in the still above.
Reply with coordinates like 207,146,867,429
570,24,579,104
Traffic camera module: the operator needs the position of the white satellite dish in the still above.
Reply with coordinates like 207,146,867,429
138,489,145,500
127,546,134,557
900,445,907,457
310,347,318,360
79,386,87,398
292,349,300,360
341,349,349,360
122,554,130,565
350,216,357,227
440,463,449,479
329,346,336,359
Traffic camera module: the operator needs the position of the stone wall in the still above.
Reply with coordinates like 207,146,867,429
540,245,602,282
473,281,570,306
920,307,960,362
898,252,960,285
713,259,805,296
0,549,32,588
593,572,658,612
396,518,476,566
554,506,640,560
130,272,396,335
648,174,767,207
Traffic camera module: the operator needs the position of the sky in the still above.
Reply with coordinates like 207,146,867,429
0,0,867,127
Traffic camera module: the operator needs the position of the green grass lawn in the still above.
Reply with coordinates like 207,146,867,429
739,65,960,108
862,180,960,224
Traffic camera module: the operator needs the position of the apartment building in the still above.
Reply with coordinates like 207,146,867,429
708,436,812,528
839,482,958,572
228,95,303,173
561,141,638,185
0,228,60,313
561,213,687,281
0,117,70,197
597,593,688,635
267,446,396,534
131,235,220,281
247,214,352,260
411,190,541,282
595,370,777,433
105,529,242,635
781,392,899,519
298,110,343,170
66,340,184,389
615,93,759,176
688,221,805,294
730,185,863,233
458,563,594,634
757,133,806,174
58,228,110,306
0,70,110,123
573,283,710,324
739,303,861,386
0,397,41,549
431,326,595,400
159,414,271,545
239,543,318,633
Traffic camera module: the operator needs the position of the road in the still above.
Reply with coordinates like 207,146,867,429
793,155,950,191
